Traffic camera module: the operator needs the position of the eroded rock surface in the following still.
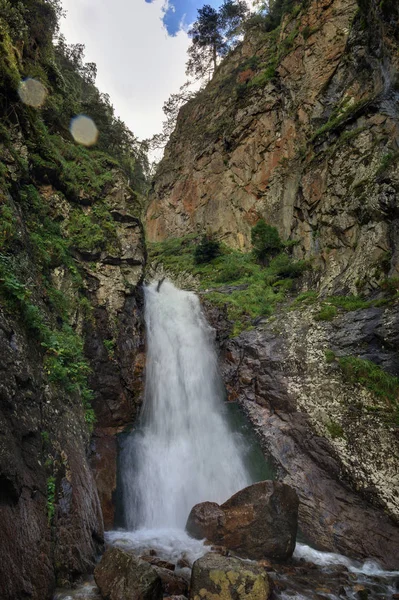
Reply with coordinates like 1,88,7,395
218,303,399,569
94,547,163,600
186,481,298,560
147,0,399,294
189,552,272,600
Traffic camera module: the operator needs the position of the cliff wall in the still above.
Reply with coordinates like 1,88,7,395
147,0,399,294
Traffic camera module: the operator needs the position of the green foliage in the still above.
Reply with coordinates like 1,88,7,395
338,356,399,405
291,290,318,306
186,1,249,79
149,233,309,336
326,421,344,439
0,255,95,430
0,203,17,250
314,304,338,321
325,349,336,364
327,295,372,311
338,357,399,426
0,0,149,191
249,0,306,33
267,253,309,278
103,338,116,359
194,235,221,264
380,277,399,297
251,219,282,263
47,476,56,524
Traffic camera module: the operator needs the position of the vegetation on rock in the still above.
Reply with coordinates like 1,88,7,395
149,226,310,335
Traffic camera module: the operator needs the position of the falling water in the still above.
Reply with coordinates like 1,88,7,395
121,280,251,530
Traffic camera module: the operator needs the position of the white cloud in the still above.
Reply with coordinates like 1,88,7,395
60,0,191,141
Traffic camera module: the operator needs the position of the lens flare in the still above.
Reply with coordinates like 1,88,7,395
18,78,47,108
70,115,99,146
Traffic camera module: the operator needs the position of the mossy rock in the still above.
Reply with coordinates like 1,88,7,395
190,553,272,600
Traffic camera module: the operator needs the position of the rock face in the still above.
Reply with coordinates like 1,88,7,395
186,481,298,560
217,302,399,570
0,312,104,600
0,92,146,600
147,0,399,294
189,553,272,600
94,547,163,600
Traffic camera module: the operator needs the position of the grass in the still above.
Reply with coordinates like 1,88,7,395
314,304,338,321
325,351,399,426
149,235,309,336
326,421,345,439
0,254,96,430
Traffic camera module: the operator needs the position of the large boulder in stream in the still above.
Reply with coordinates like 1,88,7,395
189,553,272,600
94,547,163,600
186,481,298,560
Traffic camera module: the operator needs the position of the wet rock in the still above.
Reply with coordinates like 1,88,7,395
220,307,399,570
94,547,162,600
141,556,176,571
186,481,298,560
153,566,188,597
189,552,272,600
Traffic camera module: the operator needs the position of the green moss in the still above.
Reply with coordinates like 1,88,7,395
291,290,318,306
0,255,95,431
314,305,338,321
325,349,336,363
47,476,56,524
0,203,17,250
327,295,372,311
311,98,370,142
103,338,116,359
326,421,344,439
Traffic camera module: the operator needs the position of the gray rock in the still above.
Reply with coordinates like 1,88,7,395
94,548,162,600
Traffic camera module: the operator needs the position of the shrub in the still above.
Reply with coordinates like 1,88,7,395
314,305,338,321
251,219,282,264
268,253,309,278
194,235,221,264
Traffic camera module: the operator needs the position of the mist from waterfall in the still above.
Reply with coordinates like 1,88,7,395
121,280,252,530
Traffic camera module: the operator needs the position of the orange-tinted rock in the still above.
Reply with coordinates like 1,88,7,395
186,481,298,561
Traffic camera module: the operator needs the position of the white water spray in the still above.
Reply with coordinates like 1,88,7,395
122,280,251,530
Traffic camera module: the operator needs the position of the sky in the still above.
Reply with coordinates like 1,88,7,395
60,0,223,143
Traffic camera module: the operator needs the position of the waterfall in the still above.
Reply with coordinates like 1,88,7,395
121,280,251,531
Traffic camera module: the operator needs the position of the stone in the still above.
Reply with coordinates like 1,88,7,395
186,481,298,560
189,552,272,600
94,547,162,600
141,556,176,571
153,566,188,597
220,310,399,570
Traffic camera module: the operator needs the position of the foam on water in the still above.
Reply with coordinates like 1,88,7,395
106,528,207,566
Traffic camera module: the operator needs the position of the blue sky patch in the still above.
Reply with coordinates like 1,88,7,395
145,0,221,36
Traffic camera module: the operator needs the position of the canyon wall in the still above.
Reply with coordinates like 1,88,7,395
147,0,399,294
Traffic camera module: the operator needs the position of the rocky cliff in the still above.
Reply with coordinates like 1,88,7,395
147,0,399,295
0,2,146,597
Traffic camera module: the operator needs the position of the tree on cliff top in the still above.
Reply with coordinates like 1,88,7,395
186,0,249,80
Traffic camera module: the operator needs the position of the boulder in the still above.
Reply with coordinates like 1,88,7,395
153,566,188,597
186,481,298,560
189,553,272,600
94,547,162,600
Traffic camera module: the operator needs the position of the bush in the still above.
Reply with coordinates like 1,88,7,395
268,253,309,278
194,235,221,264
314,305,338,321
251,219,282,264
